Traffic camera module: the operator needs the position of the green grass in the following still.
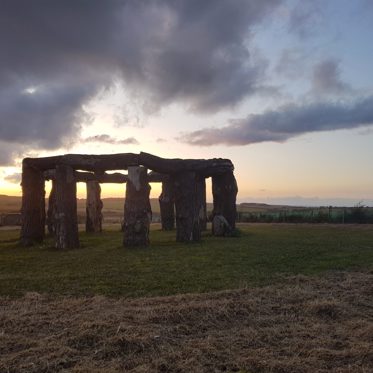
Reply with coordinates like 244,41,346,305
0,223,372,298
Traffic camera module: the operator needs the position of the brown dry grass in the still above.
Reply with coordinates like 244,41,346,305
1,271,372,373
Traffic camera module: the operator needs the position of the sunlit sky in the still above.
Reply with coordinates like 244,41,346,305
1,0,373,206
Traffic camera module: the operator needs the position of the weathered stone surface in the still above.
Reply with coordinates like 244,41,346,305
123,166,151,246
196,176,207,231
174,171,200,242
212,215,231,236
21,152,237,246
20,163,45,246
159,177,175,231
212,171,238,235
54,165,79,249
86,181,103,233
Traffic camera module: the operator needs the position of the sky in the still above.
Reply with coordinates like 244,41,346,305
1,0,373,206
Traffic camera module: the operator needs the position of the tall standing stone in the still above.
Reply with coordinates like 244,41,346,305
196,176,207,231
20,162,45,246
174,171,201,242
159,177,175,230
86,181,103,233
54,165,79,249
123,166,151,246
212,171,238,235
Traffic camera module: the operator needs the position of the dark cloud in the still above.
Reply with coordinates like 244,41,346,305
0,0,282,163
180,95,373,146
311,58,351,95
0,79,98,149
83,134,139,145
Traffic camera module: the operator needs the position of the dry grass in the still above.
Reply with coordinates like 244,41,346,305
1,271,372,372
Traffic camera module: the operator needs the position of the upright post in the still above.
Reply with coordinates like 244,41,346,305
86,181,103,233
54,165,80,249
20,161,45,246
123,166,151,246
211,171,238,235
174,171,201,242
196,176,207,231
159,176,175,230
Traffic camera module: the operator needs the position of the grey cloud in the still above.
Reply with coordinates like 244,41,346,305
0,0,282,162
83,135,139,145
4,173,22,184
288,1,323,38
180,95,373,146
0,141,25,166
311,59,351,95
275,49,307,79
0,79,98,149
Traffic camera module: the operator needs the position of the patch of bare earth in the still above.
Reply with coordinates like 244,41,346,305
0,272,372,373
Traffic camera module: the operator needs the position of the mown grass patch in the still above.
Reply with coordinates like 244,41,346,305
0,223,372,297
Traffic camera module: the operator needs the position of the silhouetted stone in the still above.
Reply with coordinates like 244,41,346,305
196,176,207,231
174,171,200,242
159,177,175,230
21,152,237,246
86,181,103,233
212,171,238,235
212,215,231,236
20,162,45,246
54,165,79,249
123,166,151,246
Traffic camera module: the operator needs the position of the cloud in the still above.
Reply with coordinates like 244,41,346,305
275,48,307,79
0,79,98,149
288,1,323,38
83,134,139,145
311,58,351,95
0,141,25,166
4,173,22,184
0,0,282,165
179,95,373,146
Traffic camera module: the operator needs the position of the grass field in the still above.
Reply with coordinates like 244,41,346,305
1,223,373,372
0,223,372,298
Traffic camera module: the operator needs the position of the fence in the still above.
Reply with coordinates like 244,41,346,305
236,206,373,224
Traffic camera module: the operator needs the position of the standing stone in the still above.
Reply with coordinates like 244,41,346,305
54,165,79,249
123,166,151,246
159,177,175,230
196,176,207,231
86,181,103,233
212,171,238,235
212,215,230,236
47,179,56,235
20,162,45,246
174,171,200,242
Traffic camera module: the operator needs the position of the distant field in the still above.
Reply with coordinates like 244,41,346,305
0,194,305,214
0,223,372,298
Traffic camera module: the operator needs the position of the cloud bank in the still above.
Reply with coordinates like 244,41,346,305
0,0,281,163
180,95,373,146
